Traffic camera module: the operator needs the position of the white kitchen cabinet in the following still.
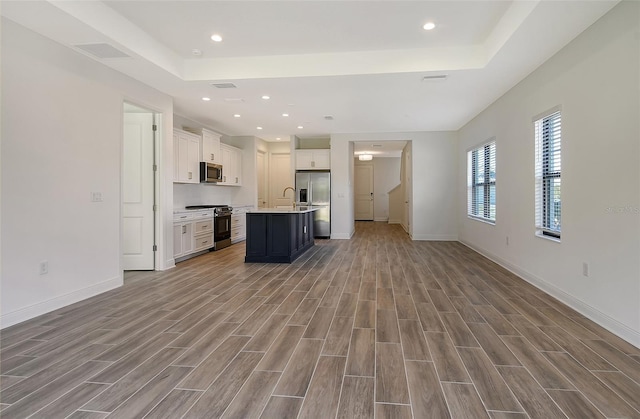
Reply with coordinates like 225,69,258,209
173,220,193,258
173,210,214,260
220,143,242,186
296,149,330,170
201,128,221,164
231,206,252,243
174,129,201,183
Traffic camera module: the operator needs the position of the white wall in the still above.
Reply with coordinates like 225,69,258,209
331,132,458,240
457,2,640,346
1,19,174,327
354,157,401,221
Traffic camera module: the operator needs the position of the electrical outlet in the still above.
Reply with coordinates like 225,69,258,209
39,261,49,275
582,262,589,277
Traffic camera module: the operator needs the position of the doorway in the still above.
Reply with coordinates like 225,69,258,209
354,164,374,220
122,102,157,270
270,153,293,207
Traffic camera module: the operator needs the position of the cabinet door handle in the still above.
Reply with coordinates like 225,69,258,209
180,215,187,219
211,153,215,160
235,177,238,183
182,225,186,234
188,171,192,179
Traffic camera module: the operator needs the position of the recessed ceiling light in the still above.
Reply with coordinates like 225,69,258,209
282,113,289,117
423,22,436,30
262,95,270,100
359,154,373,161
211,34,223,42
202,97,211,101
257,126,263,130
233,114,241,118
297,126,303,129
276,137,282,141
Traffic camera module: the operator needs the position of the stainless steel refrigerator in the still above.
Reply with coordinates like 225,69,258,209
296,171,330,238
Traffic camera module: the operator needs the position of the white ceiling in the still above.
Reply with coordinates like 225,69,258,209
2,1,618,141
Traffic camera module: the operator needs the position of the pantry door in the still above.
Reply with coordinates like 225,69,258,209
122,108,155,270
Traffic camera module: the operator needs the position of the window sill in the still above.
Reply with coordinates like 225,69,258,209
535,231,561,243
467,216,495,226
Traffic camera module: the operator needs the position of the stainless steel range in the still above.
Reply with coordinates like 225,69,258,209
185,205,233,250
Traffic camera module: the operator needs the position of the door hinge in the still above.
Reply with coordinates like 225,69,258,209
153,164,158,172
153,204,157,211
153,244,157,251
152,124,158,131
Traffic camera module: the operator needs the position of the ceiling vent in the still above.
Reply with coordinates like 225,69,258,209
372,144,382,148
324,115,334,120
74,43,130,59
211,82,237,89
422,74,448,82
224,98,245,103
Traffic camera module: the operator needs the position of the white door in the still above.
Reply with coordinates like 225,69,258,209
257,151,266,208
354,164,374,220
403,148,412,234
123,111,155,270
271,153,293,207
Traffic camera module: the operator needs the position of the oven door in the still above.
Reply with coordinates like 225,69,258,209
214,215,231,241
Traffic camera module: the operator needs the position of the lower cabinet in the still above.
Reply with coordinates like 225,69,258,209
231,206,252,243
173,222,193,258
173,210,214,261
245,211,315,263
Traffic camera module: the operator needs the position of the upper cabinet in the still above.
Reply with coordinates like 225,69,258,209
201,128,221,164
219,143,242,186
174,129,200,183
296,149,330,170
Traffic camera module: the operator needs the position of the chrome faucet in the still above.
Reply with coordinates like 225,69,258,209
282,187,296,209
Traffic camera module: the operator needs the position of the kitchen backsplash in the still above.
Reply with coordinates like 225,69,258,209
173,183,233,209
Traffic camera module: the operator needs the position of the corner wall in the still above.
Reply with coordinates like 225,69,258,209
1,19,174,327
457,2,640,346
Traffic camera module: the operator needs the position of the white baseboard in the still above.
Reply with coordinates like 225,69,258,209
460,240,640,349
0,276,123,329
331,229,355,240
374,217,389,222
388,219,401,224
412,234,459,241
162,259,176,271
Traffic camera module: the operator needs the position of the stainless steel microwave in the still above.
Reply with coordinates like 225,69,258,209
200,162,223,183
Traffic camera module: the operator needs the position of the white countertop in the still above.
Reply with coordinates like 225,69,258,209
247,207,319,214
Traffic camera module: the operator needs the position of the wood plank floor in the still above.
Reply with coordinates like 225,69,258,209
1,222,639,418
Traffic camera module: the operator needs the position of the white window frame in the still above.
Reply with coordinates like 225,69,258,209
534,107,562,241
467,139,496,224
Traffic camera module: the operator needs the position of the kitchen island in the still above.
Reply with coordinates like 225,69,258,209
245,207,318,263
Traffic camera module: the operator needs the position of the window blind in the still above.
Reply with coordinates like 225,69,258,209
467,140,496,223
534,111,561,238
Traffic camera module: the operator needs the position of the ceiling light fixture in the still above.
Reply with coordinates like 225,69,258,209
233,114,241,118
202,97,211,101
359,154,373,161
276,137,282,141
297,125,303,129
262,95,270,100
282,113,289,117
257,126,263,130
211,34,223,42
423,22,436,30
